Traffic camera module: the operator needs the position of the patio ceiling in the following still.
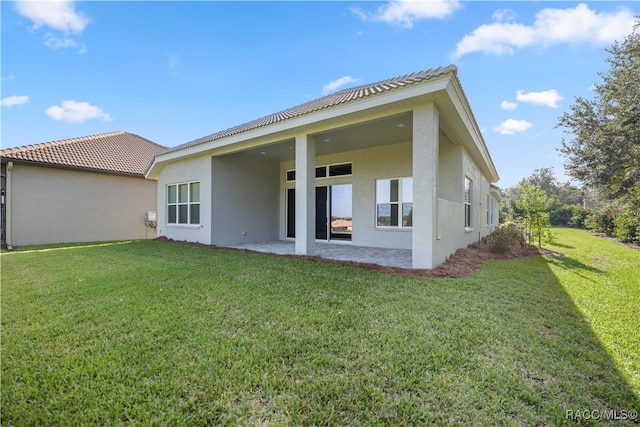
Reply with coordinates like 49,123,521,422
233,111,415,162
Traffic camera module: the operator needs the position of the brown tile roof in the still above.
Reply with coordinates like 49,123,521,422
0,131,166,176
161,65,458,155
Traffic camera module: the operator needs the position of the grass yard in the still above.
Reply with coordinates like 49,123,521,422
1,229,638,425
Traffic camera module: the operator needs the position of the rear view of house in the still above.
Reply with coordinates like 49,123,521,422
146,65,501,268
1,131,165,247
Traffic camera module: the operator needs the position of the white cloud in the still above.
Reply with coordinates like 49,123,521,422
1,95,29,107
322,76,360,95
352,0,461,29
46,100,111,123
44,33,86,53
452,3,635,58
516,89,563,108
493,119,533,135
492,9,517,23
2,74,15,82
501,101,518,110
14,0,88,34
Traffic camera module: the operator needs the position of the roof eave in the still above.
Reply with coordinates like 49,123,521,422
1,157,146,178
147,74,454,174
444,77,500,183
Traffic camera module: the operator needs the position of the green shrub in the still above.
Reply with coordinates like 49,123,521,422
614,208,640,244
549,203,589,228
489,222,521,253
585,205,618,235
568,205,589,229
549,201,572,226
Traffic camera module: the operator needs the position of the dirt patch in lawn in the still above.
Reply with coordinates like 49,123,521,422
155,235,559,279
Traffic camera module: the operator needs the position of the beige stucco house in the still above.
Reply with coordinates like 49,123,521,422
1,131,165,248
146,65,501,269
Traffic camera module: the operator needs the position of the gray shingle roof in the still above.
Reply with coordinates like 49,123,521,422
0,131,166,176
161,65,458,155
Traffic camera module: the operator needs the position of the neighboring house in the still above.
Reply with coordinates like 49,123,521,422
1,131,165,248
146,65,501,268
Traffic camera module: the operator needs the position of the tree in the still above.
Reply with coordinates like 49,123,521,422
515,180,552,247
502,168,585,227
525,167,583,206
557,20,640,206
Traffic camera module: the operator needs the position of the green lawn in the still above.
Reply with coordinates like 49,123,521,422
1,229,638,425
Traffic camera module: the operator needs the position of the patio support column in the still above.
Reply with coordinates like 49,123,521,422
412,104,439,269
295,134,316,255
5,162,13,250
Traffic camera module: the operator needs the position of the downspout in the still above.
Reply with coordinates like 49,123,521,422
6,162,13,250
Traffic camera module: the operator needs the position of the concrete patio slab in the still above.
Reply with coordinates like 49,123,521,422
227,241,413,269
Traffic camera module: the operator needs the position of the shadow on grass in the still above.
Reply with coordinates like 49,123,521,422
516,257,640,423
1,242,638,425
550,242,575,249
543,253,604,274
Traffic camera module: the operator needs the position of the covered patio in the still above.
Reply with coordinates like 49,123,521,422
227,241,413,269
147,66,500,270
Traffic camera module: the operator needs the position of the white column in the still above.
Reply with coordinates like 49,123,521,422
295,134,315,255
412,104,439,269
5,162,13,249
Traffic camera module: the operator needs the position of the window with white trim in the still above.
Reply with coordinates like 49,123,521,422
167,181,200,225
487,195,491,226
491,197,498,226
285,163,352,182
376,177,413,228
464,177,472,228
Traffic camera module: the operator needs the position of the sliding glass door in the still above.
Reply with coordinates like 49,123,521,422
330,184,352,240
286,184,352,241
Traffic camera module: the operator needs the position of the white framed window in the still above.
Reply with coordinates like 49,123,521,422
490,197,498,227
376,177,413,228
464,177,472,229
487,194,491,226
167,181,200,225
285,163,352,181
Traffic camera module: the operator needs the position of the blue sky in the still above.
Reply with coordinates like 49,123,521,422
1,1,637,188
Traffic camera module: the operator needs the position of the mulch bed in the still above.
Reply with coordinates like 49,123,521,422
155,235,556,279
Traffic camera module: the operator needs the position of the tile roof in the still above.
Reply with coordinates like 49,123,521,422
0,131,165,176
161,64,458,155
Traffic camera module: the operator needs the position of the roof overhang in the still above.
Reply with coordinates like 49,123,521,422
490,184,503,201
146,71,499,183
1,157,146,178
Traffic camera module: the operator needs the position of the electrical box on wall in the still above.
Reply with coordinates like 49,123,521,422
145,211,157,228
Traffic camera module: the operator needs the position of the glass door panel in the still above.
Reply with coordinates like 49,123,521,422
316,187,328,240
330,184,352,241
286,188,295,238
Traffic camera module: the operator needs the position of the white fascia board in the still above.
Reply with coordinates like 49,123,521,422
145,160,161,180
490,185,503,200
148,76,452,170
444,80,499,183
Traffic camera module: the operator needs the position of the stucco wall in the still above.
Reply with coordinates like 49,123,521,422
153,137,497,266
462,147,493,247
435,198,464,265
8,164,157,246
434,145,493,265
281,141,414,250
156,155,212,244
438,138,463,203
211,154,279,246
